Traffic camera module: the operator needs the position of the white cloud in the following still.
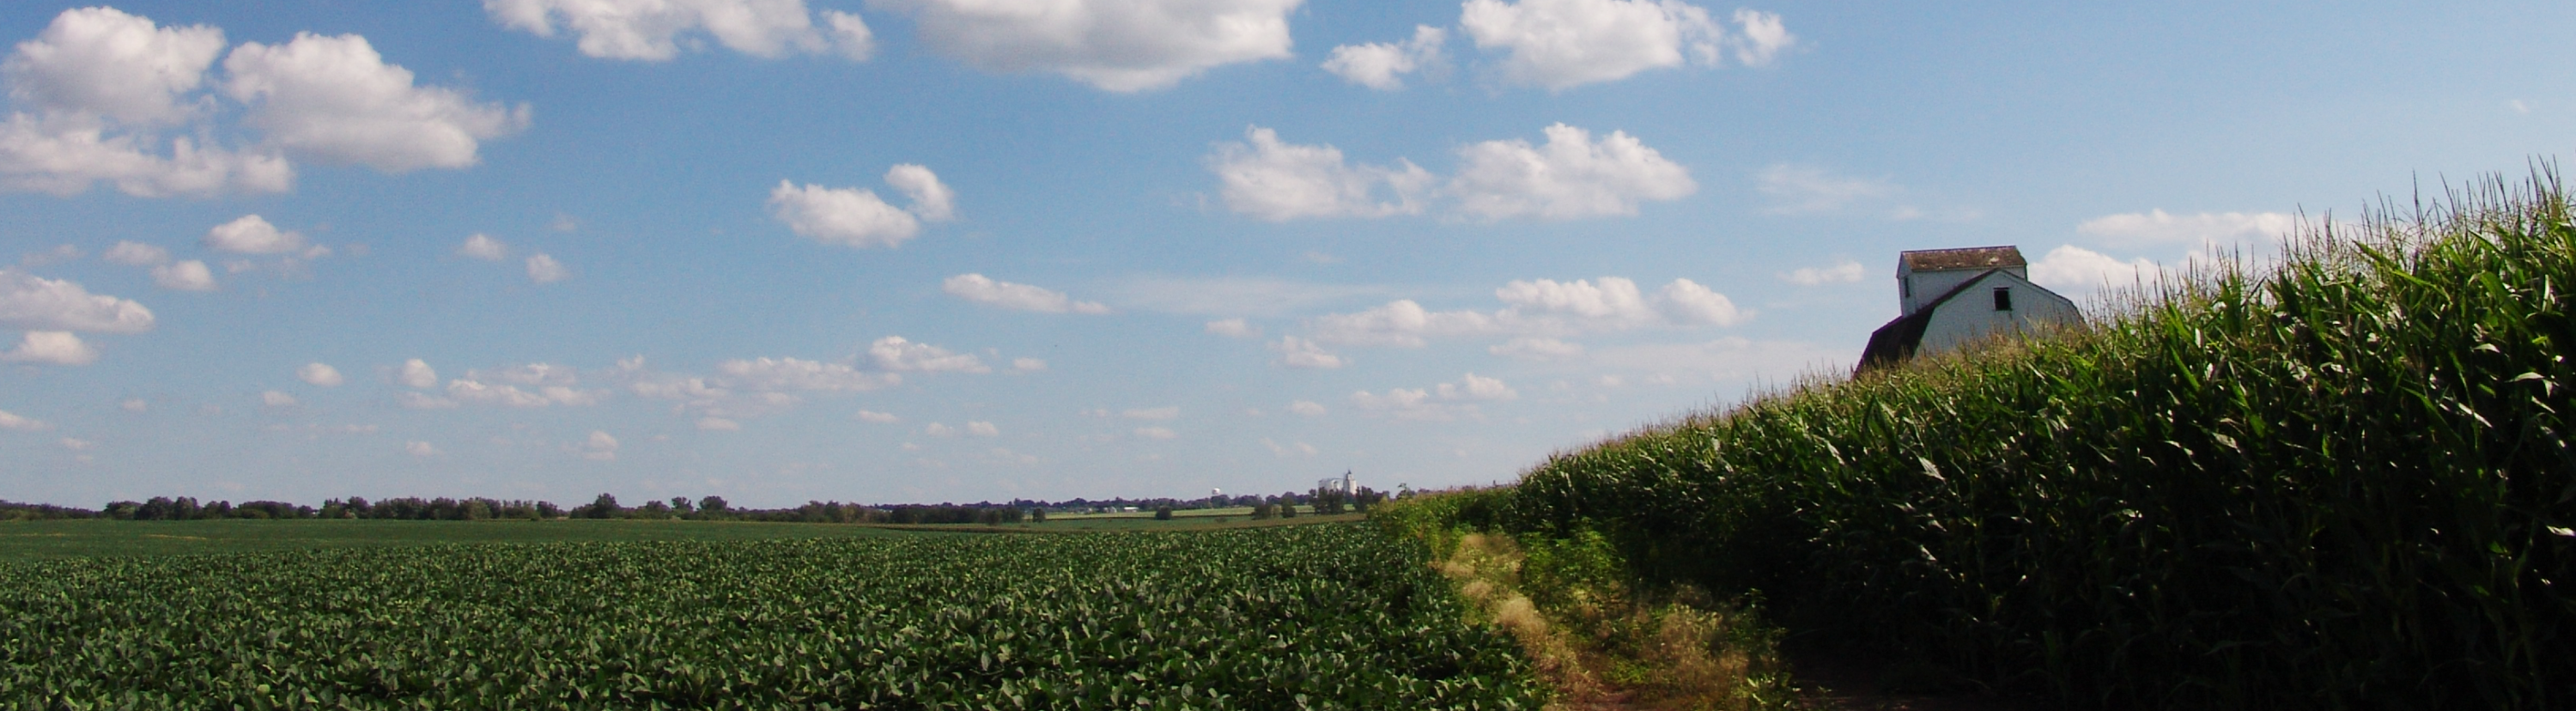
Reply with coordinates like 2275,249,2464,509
1208,126,1432,222
697,416,742,431
716,356,898,392
447,378,605,407
222,32,529,173
1450,124,1693,220
580,429,618,460
0,9,291,198
1350,373,1516,420
1134,426,1176,440
869,0,1300,92
458,233,507,260
1205,318,1261,337
2075,210,2298,249
1310,276,1745,349
396,358,438,389
1308,300,1495,347
0,409,47,430
942,274,1110,313
0,269,155,333
101,240,169,266
768,167,955,249
867,336,989,373
397,392,459,410
1754,163,1898,216
1651,278,1746,325
0,331,97,365
1269,336,1346,368
297,362,343,386
883,163,953,222
17,245,80,267
404,440,437,457
856,409,899,423
484,0,874,61
526,252,568,283
1262,437,1318,457
1011,357,1048,372
1288,399,1326,416
1109,276,1393,318
1460,0,1788,89
1322,26,1445,90
477,362,581,386
202,215,305,254
1781,260,1865,285
1123,406,1179,420
3,7,226,125
261,390,298,407
924,422,957,437
2028,244,2163,292
1490,336,1583,362
59,436,93,451
120,398,147,412
968,420,999,437
150,260,215,291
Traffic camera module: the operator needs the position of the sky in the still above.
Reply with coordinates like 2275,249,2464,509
4,1,2574,507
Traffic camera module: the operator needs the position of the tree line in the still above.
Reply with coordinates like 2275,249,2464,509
0,488,1388,523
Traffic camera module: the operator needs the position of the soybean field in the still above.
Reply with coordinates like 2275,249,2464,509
0,524,1541,709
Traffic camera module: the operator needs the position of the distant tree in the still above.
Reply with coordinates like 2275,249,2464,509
670,497,694,514
697,495,729,515
1154,506,1174,520
640,500,671,518
1278,502,1297,519
1251,503,1275,520
1029,507,1047,523
584,493,621,520
537,501,566,519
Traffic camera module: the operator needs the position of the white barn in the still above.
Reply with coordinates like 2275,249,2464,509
1857,246,2080,373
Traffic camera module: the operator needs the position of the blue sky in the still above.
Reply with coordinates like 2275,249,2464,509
3,0,2572,507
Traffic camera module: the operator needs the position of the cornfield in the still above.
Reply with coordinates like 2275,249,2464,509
1498,172,2576,708
0,526,1543,709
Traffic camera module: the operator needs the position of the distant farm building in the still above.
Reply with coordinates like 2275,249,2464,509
1316,471,1356,495
1857,246,2080,373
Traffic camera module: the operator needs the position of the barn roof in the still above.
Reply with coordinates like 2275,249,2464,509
1901,246,2025,272
1856,267,2008,374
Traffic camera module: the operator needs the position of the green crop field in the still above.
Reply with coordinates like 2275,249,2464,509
0,523,1541,709
0,518,937,562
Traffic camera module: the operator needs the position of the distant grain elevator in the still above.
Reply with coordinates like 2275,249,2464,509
1857,246,2080,373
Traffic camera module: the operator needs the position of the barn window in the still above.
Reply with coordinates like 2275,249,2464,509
1992,287,2014,311
1901,278,1911,298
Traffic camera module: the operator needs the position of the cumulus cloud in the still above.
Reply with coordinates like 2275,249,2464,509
150,260,215,291
297,362,343,386
0,408,48,430
580,429,618,460
968,421,999,437
1208,126,1433,222
396,358,438,388
397,392,458,410
1011,357,1048,372
1781,260,1865,285
923,422,957,437
942,274,1109,313
1350,373,1516,420
1205,318,1260,337
1269,336,1346,368
697,416,742,431
458,233,507,260
1262,437,1319,458
1322,26,1445,90
202,215,305,253
856,410,899,423
120,398,147,412
101,240,169,266
870,0,1300,92
867,335,989,373
0,269,155,333
768,166,951,249
526,252,568,283
2075,210,2298,249
1458,0,1791,89
1449,124,1695,220
0,330,97,365
1288,399,1326,416
717,356,899,392
1123,406,1180,420
222,32,529,173
447,377,605,408
261,390,298,407
1309,276,1744,348
404,440,437,457
1490,336,1583,362
0,9,295,197
2028,244,2164,292
485,0,875,61
1756,163,1895,215
1133,426,1176,440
